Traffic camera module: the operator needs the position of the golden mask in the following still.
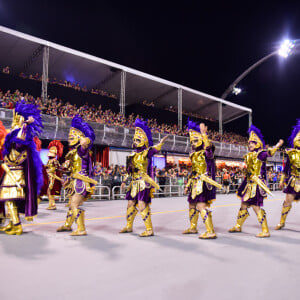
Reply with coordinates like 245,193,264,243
294,131,300,148
48,146,57,157
11,110,25,131
68,127,84,146
189,130,203,148
133,127,148,148
248,132,263,149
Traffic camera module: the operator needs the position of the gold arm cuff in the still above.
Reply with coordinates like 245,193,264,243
268,147,278,156
17,123,27,141
202,133,211,148
153,142,163,151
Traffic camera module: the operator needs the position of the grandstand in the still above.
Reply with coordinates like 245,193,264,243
0,26,282,168
0,25,251,132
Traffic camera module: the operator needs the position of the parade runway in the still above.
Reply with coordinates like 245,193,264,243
1,191,300,300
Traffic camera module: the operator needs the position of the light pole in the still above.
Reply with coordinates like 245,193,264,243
218,40,296,133
221,39,296,100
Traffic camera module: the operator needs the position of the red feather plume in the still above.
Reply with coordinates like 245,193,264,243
48,140,64,159
33,136,42,152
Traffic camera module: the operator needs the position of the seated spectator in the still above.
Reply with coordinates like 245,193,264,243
2,66,10,74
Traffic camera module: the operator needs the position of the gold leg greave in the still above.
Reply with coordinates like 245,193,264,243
57,209,75,232
140,205,154,237
5,201,22,235
70,208,87,236
199,209,217,239
228,208,250,233
119,205,138,233
47,195,57,210
0,211,5,226
0,220,13,232
256,208,270,238
275,205,292,230
182,208,199,234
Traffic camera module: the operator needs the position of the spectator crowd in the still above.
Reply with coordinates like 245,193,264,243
0,86,249,145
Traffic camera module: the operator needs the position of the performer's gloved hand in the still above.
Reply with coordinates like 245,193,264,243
160,135,169,144
275,139,284,149
27,116,35,124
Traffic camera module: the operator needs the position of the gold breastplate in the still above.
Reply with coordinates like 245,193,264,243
46,159,57,174
287,149,300,176
244,151,262,176
65,149,82,174
131,150,148,176
190,150,207,175
5,148,27,166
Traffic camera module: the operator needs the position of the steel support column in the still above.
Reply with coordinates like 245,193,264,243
218,102,223,134
41,45,49,100
248,111,252,128
120,70,126,115
178,88,182,130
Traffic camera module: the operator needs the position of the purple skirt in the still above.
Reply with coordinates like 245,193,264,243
125,188,152,203
284,183,300,200
237,180,264,206
187,182,216,205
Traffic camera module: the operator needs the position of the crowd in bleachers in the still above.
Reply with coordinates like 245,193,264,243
0,65,249,145
0,87,249,145
1,65,118,100
142,99,216,122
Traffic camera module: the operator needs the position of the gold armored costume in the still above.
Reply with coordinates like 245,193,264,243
120,118,166,237
45,140,64,210
229,125,281,238
57,116,96,236
0,101,43,235
183,120,220,239
0,134,27,201
275,125,300,230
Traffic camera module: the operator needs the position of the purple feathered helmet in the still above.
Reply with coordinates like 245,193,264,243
133,118,153,148
248,124,265,149
187,119,203,148
11,100,43,138
288,119,300,148
69,115,95,148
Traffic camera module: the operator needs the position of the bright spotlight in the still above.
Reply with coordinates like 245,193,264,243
278,39,295,58
232,87,242,95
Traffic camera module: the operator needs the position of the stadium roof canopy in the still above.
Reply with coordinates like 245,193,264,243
0,25,252,128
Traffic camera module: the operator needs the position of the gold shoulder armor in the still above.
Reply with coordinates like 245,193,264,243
65,149,77,160
286,148,295,155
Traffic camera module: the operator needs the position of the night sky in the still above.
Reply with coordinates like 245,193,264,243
1,0,300,145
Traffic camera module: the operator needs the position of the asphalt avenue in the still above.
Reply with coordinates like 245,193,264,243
1,191,300,300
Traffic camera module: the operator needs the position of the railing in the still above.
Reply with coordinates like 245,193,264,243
91,185,111,200
54,176,282,203
111,184,185,200
0,107,282,161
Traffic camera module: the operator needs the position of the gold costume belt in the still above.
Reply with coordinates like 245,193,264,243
191,173,222,190
291,173,300,178
72,172,97,185
6,166,23,170
288,175,300,193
